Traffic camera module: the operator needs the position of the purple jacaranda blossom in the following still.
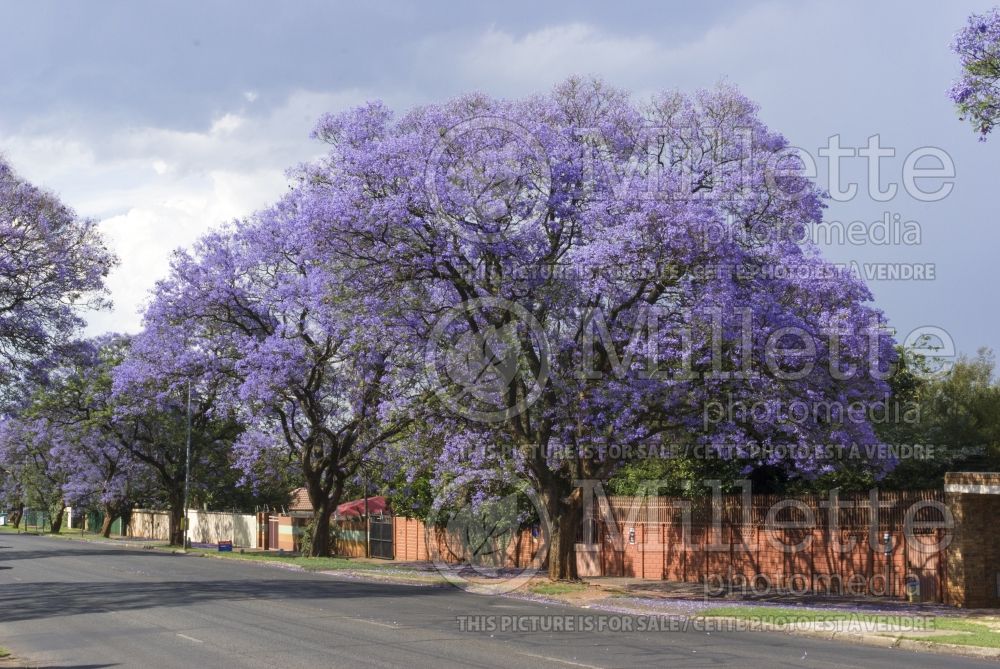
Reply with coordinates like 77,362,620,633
112,329,243,545
300,78,896,578
949,7,1000,139
0,416,70,531
129,202,418,556
0,337,154,536
0,158,117,397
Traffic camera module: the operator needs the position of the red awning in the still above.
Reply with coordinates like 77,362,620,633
335,495,389,518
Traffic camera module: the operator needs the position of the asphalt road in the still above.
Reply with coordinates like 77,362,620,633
0,533,993,669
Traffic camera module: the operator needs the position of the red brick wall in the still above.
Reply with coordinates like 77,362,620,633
945,473,1000,607
598,522,928,597
388,487,958,604
393,516,540,567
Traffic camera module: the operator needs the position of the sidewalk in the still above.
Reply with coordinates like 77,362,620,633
567,576,1000,660
581,576,963,614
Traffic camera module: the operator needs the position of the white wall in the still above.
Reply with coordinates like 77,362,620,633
187,510,258,549
127,508,258,548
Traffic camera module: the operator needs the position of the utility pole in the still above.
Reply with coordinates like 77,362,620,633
182,380,192,549
363,466,370,558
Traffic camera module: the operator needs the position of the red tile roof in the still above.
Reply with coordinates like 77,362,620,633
287,488,390,517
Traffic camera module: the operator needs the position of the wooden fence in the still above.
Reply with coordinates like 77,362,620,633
332,518,367,557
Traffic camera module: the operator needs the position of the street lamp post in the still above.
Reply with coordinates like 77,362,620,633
363,466,370,558
182,380,192,549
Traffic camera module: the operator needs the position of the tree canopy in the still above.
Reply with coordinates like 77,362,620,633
950,7,1000,139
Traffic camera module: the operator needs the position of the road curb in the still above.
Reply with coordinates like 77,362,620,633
895,638,1000,660
5,531,162,552
689,615,1000,660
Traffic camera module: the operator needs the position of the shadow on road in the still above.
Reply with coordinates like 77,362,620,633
0,549,155,563
0,577,449,624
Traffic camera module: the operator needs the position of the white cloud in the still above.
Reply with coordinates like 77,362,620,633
0,88,370,335
210,112,245,135
461,23,665,88
1,0,991,359
449,3,845,101
12,9,861,337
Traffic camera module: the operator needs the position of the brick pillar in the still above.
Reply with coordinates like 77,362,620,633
945,472,1000,608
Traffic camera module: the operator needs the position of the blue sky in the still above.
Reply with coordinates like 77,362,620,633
1,0,996,360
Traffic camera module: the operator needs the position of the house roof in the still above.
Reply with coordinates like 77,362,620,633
287,488,390,517
289,487,312,512
335,496,388,518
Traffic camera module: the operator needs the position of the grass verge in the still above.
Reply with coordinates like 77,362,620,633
529,582,589,596
702,606,922,626
174,547,390,572
701,606,1000,649
913,619,1000,649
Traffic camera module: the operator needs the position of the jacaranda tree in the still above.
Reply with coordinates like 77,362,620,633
0,465,24,528
0,338,151,536
950,7,1000,139
112,332,243,546
133,206,416,556
299,78,895,578
37,337,151,537
0,157,116,395
0,416,71,532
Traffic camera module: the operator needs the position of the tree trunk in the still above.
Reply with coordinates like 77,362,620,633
49,505,65,534
542,483,581,581
10,503,23,529
304,471,343,558
309,498,334,557
168,493,185,546
100,513,114,538
101,502,120,538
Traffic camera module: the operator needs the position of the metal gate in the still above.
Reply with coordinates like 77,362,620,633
369,515,394,559
268,516,280,550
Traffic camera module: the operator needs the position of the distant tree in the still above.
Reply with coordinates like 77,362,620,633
0,417,69,532
0,339,148,536
132,210,416,556
878,347,1000,489
949,7,1000,139
921,349,1000,466
384,466,436,521
0,457,25,527
112,333,243,546
32,338,153,536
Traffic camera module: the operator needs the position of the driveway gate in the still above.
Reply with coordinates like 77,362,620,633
369,515,394,559
268,516,280,550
